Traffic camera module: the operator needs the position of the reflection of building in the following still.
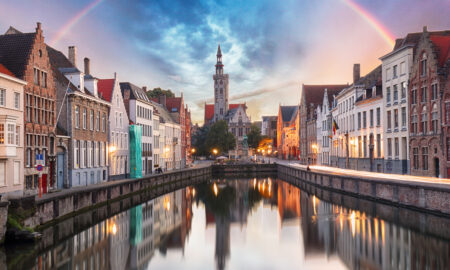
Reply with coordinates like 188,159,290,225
109,211,131,270
277,105,299,160
277,181,301,223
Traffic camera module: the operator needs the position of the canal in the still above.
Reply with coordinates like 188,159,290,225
3,177,450,269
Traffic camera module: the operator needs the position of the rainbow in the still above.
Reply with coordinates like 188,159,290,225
50,0,104,46
341,0,396,48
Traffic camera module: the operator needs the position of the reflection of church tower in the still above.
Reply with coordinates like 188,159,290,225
215,214,230,270
213,44,229,121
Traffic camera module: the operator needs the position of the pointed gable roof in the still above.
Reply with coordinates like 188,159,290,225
204,103,247,123
302,84,347,109
280,106,298,123
430,35,450,67
0,30,36,79
97,79,114,102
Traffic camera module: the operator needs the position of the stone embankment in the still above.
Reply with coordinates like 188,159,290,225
278,164,450,216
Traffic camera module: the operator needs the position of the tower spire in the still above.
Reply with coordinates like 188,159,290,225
215,44,223,75
217,44,222,57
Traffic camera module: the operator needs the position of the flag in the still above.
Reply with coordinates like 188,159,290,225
332,119,339,135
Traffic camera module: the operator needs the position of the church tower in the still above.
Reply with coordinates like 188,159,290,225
213,44,229,121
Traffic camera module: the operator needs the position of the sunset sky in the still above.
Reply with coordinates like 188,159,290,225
0,0,448,124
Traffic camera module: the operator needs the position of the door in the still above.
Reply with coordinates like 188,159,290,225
434,158,440,177
57,153,64,189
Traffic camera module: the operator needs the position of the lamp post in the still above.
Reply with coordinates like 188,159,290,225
212,148,218,161
268,149,272,164
191,148,196,163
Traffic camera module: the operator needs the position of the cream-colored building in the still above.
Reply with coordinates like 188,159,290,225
0,64,26,199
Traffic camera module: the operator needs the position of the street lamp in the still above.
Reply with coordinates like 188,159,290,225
212,148,218,160
191,148,196,163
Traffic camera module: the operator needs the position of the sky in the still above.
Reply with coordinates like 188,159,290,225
0,0,448,124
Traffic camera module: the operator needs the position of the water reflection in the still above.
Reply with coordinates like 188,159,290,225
18,178,450,270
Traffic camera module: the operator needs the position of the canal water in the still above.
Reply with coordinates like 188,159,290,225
3,177,450,270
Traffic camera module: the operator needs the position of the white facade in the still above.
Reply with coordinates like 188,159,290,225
106,75,129,179
380,46,412,174
0,70,26,198
128,98,153,175
153,112,160,170
316,89,332,165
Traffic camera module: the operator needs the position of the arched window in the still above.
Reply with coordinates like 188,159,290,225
421,52,427,76
421,105,428,134
431,103,438,133
411,108,418,134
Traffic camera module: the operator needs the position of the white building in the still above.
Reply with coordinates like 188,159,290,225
120,82,154,175
379,36,415,174
0,64,26,199
152,101,182,171
316,89,333,165
331,65,384,171
98,73,129,180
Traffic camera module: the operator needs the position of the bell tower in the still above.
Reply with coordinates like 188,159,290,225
213,44,229,121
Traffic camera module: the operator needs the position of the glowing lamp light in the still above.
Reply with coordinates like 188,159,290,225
213,182,219,196
191,148,196,154
112,223,117,235
164,196,171,211
109,145,116,153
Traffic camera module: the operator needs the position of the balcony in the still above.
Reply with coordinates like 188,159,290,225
0,144,16,157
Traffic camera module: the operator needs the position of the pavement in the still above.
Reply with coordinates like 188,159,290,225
270,157,450,188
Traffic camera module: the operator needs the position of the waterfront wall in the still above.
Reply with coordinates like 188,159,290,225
212,164,277,175
0,202,8,244
278,164,450,216
9,166,211,230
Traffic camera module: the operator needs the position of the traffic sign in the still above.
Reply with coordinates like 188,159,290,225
37,164,43,171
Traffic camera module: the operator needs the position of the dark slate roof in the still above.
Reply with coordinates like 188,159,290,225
303,84,348,107
280,106,298,122
152,101,176,124
119,82,150,102
389,30,450,56
355,65,382,89
0,31,35,79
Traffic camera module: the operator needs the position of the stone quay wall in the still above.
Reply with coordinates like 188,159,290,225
0,202,8,244
212,164,277,176
278,164,450,216
9,166,211,229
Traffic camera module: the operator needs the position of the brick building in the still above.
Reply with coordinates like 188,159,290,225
0,23,57,193
277,105,299,160
409,27,450,177
49,46,110,187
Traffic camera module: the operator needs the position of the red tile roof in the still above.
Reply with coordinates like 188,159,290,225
430,35,450,67
0,63,15,77
204,103,246,122
97,79,114,102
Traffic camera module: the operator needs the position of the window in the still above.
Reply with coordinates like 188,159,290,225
0,124,4,144
75,140,80,168
90,110,94,130
0,162,4,186
387,138,392,157
7,124,14,144
83,108,87,129
377,134,381,158
26,94,31,122
119,113,122,128
376,107,380,126
411,112,418,134
386,87,391,103
400,62,406,75
431,84,438,100
421,53,427,76
41,71,47,88
432,104,438,134
421,107,428,134
0,89,5,106
413,148,419,170
393,85,398,102
387,111,392,130
14,161,20,185
92,142,95,167
401,82,406,99
395,138,399,157
26,148,31,167
363,136,367,157
369,110,373,127
14,92,20,109
411,89,417,105
34,68,39,85
102,113,106,132
422,147,428,170
96,112,100,131
386,68,391,81
401,107,406,127
16,126,20,146
447,103,450,125
394,109,399,129
393,65,398,78
358,136,362,157
362,112,366,128
421,86,427,103
75,106,80,128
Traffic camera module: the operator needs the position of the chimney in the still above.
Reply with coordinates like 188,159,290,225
353,63,360,84
68,46,77,67
159,94,167,108
84,57,90,75
423,25,428,33
142,86,147,92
